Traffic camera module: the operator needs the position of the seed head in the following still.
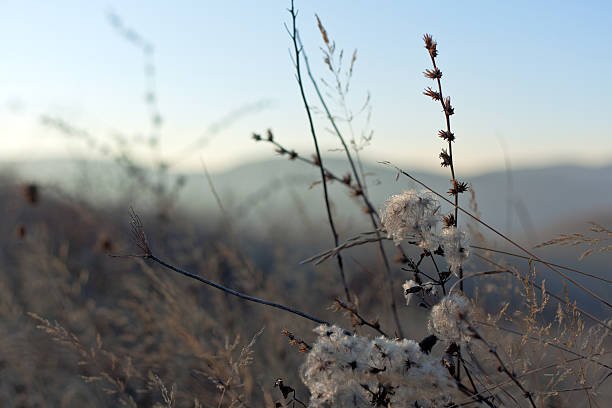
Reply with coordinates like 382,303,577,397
439,149,452,167
443,97,454,115
424,68,442,79
423,34,438,58
438,130,455,142
423,87,441,101
428,294,473,343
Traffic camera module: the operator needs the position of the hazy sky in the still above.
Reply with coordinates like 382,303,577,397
1,1,611,175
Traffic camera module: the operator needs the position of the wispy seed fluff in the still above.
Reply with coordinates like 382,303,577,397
381,190,440,250
439,227,469,274
428,294,473,344
301,325,458,407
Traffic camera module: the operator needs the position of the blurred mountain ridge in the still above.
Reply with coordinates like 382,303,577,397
3,157,611,241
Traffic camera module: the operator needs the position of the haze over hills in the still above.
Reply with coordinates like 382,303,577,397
4,157,611,240
3,157,611,317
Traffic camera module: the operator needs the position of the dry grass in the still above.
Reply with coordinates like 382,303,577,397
0,1,610,407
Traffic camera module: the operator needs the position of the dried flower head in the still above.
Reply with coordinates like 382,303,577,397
424,68,442,79
423,34,438,58
440,227,469,274
448,180,469,196
381,191,440,250
423,87,441,101
443,97,454,115
438,130,455,142
301,325,457,406
439,149,452,167
428,294,473,343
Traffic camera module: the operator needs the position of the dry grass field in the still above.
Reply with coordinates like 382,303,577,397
1,2,610,407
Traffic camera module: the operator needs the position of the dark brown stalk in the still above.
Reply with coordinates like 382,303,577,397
298,35,404,338
287,0,351,303
423,34,463,291
384,162,612,328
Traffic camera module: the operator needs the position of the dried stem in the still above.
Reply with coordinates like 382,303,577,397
470,245,612,284
466,321,537,408
147,253,329,326
474,253,611,331
298,33,404,338
423,34,463,291
287,0,351,303
473,320,612,371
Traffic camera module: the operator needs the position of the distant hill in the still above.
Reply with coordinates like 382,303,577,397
3,158,612,243
3,157,610,317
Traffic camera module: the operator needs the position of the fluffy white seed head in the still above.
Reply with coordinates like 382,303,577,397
301,325,458,407
381,191,440,250
439,227,469,274
428,294,473,343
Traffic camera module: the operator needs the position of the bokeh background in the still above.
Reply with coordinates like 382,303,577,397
1,1,611,406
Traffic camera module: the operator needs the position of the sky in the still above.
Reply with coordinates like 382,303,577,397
1,0,611,175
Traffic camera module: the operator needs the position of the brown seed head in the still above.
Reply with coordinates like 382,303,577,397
442,213,456,228
443,97,454,115
438,130,455,142
439,149,452,167
423,34,438,58
266,129,274,141
315,14,329,45
423,87,441,101
252,132,262,141
448,180,469,196
424,68,442,79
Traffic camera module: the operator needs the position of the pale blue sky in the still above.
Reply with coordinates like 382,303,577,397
1,1,611,174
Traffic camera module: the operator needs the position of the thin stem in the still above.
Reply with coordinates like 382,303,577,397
467,322,537,408
455,352,612,406
474,252,611,331
287,1,350,303
459,357,498,408
147,253,330,326
424,36,461,291
449,270,511,294
473,320,612,371
470,245,612,284
299,36,404,336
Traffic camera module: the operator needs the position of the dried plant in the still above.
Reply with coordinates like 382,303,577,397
2,2,610,408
